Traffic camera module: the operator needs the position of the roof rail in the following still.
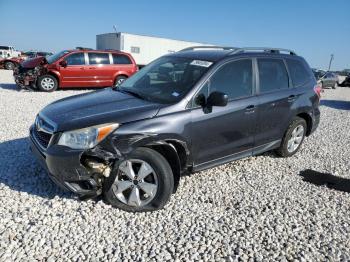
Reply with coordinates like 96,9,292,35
228,47,297,56
179,46,239,52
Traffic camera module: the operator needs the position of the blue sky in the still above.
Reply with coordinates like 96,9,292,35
1,0,349,70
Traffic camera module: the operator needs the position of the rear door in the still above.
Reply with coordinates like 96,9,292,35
254,57,294,149
59,52,90,87
87,52,113,87
191,59,258,167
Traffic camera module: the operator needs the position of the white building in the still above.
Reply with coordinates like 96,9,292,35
96,32,212,66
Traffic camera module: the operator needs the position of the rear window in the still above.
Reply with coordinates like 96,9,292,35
88,53,110,65
0,46,10,50
286,59,311,87
258,58,289,93
112,54,132,65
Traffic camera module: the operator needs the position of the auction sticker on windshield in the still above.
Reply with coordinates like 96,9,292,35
190,60,213,67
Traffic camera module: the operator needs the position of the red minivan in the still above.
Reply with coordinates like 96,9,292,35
14,49,138,92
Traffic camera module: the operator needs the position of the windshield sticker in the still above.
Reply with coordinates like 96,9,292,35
190,60,213,67
172,92,180,97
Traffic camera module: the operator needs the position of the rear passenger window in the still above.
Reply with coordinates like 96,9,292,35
88,53,110,65
209,59,253,99
65,53,85,65
258,59,289,92
286,59,311,87
113,54,132,64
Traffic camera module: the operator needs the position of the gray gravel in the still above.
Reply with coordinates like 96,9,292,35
0,69,350,261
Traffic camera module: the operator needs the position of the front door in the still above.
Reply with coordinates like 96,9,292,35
59,52,90,88
191,59,257,167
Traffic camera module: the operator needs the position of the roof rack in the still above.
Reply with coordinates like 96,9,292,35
76,47,93,50
179,46,239,52
228,47,297,56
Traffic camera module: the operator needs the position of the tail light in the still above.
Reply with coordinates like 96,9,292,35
313,85,322,99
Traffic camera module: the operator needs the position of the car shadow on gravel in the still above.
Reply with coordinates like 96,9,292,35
0,137,74,200
320,100,350,110
299,169,350,193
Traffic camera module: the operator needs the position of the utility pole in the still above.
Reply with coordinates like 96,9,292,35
328,54,334,71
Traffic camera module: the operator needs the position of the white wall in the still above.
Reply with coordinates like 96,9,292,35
96,32,212,65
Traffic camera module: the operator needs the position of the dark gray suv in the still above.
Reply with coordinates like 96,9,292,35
29,46,321,212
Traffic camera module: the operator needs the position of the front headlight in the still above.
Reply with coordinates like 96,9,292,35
58,123,119,149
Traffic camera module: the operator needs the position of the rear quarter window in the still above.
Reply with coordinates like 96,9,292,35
112,54,132,65
286,59,311,87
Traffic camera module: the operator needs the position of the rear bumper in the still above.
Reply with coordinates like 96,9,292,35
29,126,100,196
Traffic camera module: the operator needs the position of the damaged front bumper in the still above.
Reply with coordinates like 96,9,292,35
29,125,113,197
13,66,40,89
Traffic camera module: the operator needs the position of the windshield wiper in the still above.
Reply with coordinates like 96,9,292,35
118,89,146,100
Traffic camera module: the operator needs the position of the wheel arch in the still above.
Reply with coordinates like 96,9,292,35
142,140,189,192
296,112,313,136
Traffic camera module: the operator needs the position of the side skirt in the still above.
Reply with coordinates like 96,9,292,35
192,139,281,172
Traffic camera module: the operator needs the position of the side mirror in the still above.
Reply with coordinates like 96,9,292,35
207,91,228,107
59,60,67,67
194,93,206,107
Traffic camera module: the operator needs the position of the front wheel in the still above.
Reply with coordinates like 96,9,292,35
276,117,307,157
37,75,58,92
103,148,174,212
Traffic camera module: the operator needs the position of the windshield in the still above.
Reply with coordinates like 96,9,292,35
119,56,213,104
46,50,70,64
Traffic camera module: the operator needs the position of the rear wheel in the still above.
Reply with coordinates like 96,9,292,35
37,75,58,92
4,61,15,70
276,117,307,157
114,75,127,87
104,148,174,212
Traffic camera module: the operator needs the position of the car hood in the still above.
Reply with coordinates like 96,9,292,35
39,88,161,132
21,56,47,68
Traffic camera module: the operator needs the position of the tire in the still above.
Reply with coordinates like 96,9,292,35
332,82,337,89
37,75,58,92
4,61,15,70
114,75,127,87
276,117,307,157
104,147,174,212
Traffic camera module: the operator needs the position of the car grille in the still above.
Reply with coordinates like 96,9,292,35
31,115,55,149
32,128,52,149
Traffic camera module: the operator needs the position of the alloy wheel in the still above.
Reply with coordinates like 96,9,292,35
41,77,55,90
112,159,158,207
287,124,304,153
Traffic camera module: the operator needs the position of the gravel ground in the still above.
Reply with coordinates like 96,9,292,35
0,69,350,261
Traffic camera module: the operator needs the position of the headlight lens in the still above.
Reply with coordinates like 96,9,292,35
58,123,119,149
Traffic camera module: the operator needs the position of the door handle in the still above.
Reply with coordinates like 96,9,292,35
79,67,85,70
89,67,96,69
288,95,296,102
245,105,255,114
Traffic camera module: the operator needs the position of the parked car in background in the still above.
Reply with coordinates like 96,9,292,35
0,45,21,58
0,56,25,70
14,49,138,92
23,51,53,59
29,46,321,212
318,72,338,89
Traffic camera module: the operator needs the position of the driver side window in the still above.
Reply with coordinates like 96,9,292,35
65,53,85,66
